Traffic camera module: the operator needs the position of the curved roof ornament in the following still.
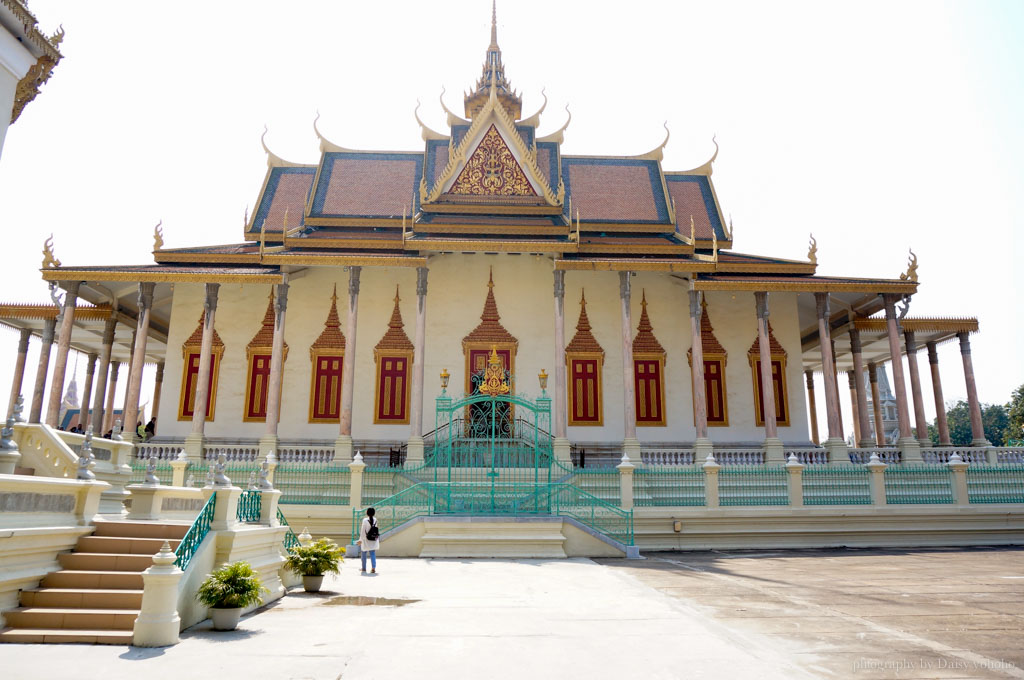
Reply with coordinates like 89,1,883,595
537,104,571,144
632,121,671,161
440,87,469,126
313,111,357,153
679,134,719,176
518,87,547,127
414,100,450,141
261,125,306,167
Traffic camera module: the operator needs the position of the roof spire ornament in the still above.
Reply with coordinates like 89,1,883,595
153,220,164,251
42,234,60,269
464,0,521,119
490,0,498,48
807,233,817,265
900,248,919,282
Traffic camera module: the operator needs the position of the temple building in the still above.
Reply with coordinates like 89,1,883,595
0,5,995,466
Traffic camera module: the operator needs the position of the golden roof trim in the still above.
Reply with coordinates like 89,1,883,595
693,279,919,293
41,269,285,284
259,253,426,267
853,317,979,334
554,258,717,273
406,238,569,253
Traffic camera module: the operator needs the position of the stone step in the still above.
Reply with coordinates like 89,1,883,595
0,628,133,645
3,608,139,631
418,520,567,558
13,466,35,476
92,521,190,540
75,535,179,555
41,570,144,590
19,588,144,609
58,552,155,572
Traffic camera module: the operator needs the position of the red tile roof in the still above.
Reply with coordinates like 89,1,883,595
375,287,414,352
632,291,665,356
565,290,604,356
569,164,661,222
666,180,714,239
322,157,418,217
463,270,518,347
264,173,313,233
311,285,345,353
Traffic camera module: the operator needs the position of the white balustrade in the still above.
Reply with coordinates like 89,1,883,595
849,448,901,464
714,449,764,466
991,447,1024,464
921,447,989,464
202,444,260,461
641,449,695,466
276,446,335,463
134,442,185,460
784,448,829,465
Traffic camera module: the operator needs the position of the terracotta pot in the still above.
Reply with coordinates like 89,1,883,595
303,575,324,593
210,607,242,631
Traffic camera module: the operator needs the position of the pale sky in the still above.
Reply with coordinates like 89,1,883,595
1,0,1021,435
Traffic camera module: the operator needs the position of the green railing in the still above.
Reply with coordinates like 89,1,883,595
634,467,705,507
966,465,1024,504
351,482,633,547
129,459,173,485
802,465,872,505
174,493,216,569
719,465,788,506
884,464,954,504
236,489,262,522
275,463,351,505
362,467,400,505
276,507,301,552
570,468,621,506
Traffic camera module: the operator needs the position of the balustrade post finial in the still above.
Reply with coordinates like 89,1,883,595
144,455,160,485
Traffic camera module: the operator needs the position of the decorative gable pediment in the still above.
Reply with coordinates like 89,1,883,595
448,125,537,198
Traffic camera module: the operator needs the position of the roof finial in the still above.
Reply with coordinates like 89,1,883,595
900,248,919,282
488,266,494,289
331,283,338,304
807,233,818,265
490,0,498,48
153,220,164,251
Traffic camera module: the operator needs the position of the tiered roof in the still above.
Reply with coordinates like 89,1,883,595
463,270,518,348
632,291,665,357
565,291,603,356
311,285,345,355
375,287,414,353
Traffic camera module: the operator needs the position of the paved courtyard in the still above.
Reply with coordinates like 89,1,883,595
3,547,1023,679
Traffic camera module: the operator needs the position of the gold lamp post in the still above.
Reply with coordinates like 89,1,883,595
538,369,548,394
440,368,450,392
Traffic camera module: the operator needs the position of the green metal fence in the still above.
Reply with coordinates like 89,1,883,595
277,507,301,552
236,489,262,521
719,465,788,506
275,463,351,505
884,465,954,504
802,465,872,505
362,467,400,505
634,467,705,507
174,493,216,569
966,465,1024,504
571,468,621,506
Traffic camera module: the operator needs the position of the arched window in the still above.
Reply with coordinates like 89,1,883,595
309,286,345,423
373,287,414,424
178,311,224,421
566,291,604,426
633,291,666,426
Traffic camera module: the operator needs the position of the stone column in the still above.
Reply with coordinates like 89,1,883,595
689,290,713,458
814,293,846,458
184,284,220,459
755,292,783,462
849,328,873,447
882,294,920,460
958,331,990,447
151,361,164,424
29,318,57,423
847,371,861,446
91,315,118,434
407,267,429,464
868,362,885,446
260,282,289,455
805,371,819,445
903,331,930,446
552,270,571,463
832,338,844,441
336,267,360,462
121,329,138,419
45,281,82,427
124,283,155,442
7,328,32,419
80,353,97,429
618,272,640,463
103,361,120,434
927,341,952,446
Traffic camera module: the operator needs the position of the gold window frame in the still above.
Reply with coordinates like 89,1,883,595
309,349,344,424
748,354,791,427
633,353,666,427
373,349,413,425
177,346,224,422
566,352,604,427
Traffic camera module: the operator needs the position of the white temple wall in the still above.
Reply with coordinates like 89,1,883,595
156,259,810,445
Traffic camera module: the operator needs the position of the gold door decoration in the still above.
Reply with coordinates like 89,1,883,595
449,125,537,197
477,348,511,396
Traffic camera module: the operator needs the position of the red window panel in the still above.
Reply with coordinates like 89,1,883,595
704,359,727,424
181,352,217,419
570,358,601,423
312,355,343,421
246,354,272,420
634,359,664,424
377,356,409,422
754,359,788,425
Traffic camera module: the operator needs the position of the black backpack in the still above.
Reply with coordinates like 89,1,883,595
366,518,379,541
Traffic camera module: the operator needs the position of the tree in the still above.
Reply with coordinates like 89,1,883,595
1006,384,1024,445
929,400,1007,446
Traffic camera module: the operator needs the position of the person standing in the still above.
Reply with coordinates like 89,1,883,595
359,507,380,574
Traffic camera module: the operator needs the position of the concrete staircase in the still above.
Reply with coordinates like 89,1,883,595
0,521,189,644
419,518,569,558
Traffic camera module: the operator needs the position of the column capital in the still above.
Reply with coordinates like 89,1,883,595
155,361,165,382
553,269,565,299
63,280,82,300
273,282,289,314
688,289,702,318
137,282,156,310
904,330,918,353
848,327,863,354
754,291,769,319
618,271,632,300
40,317,56,344
814,292,830,319
882,293,902,319
416,266,429,297
957,331,971,355
102,314,118,344
17,327,31,352
926,340,939,364
86,352,98,368
847,370,857,389
867,361,878,381
203,282,220,312
805,370,814,389
348,266,362,296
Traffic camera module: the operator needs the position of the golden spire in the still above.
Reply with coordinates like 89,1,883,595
464,1,521,119
490,0,498,49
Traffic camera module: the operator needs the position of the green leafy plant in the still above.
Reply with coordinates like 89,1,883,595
196,561,268,609
284,538,346,577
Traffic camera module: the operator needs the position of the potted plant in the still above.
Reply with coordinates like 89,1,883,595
284,537,345,592
196,561,268,631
